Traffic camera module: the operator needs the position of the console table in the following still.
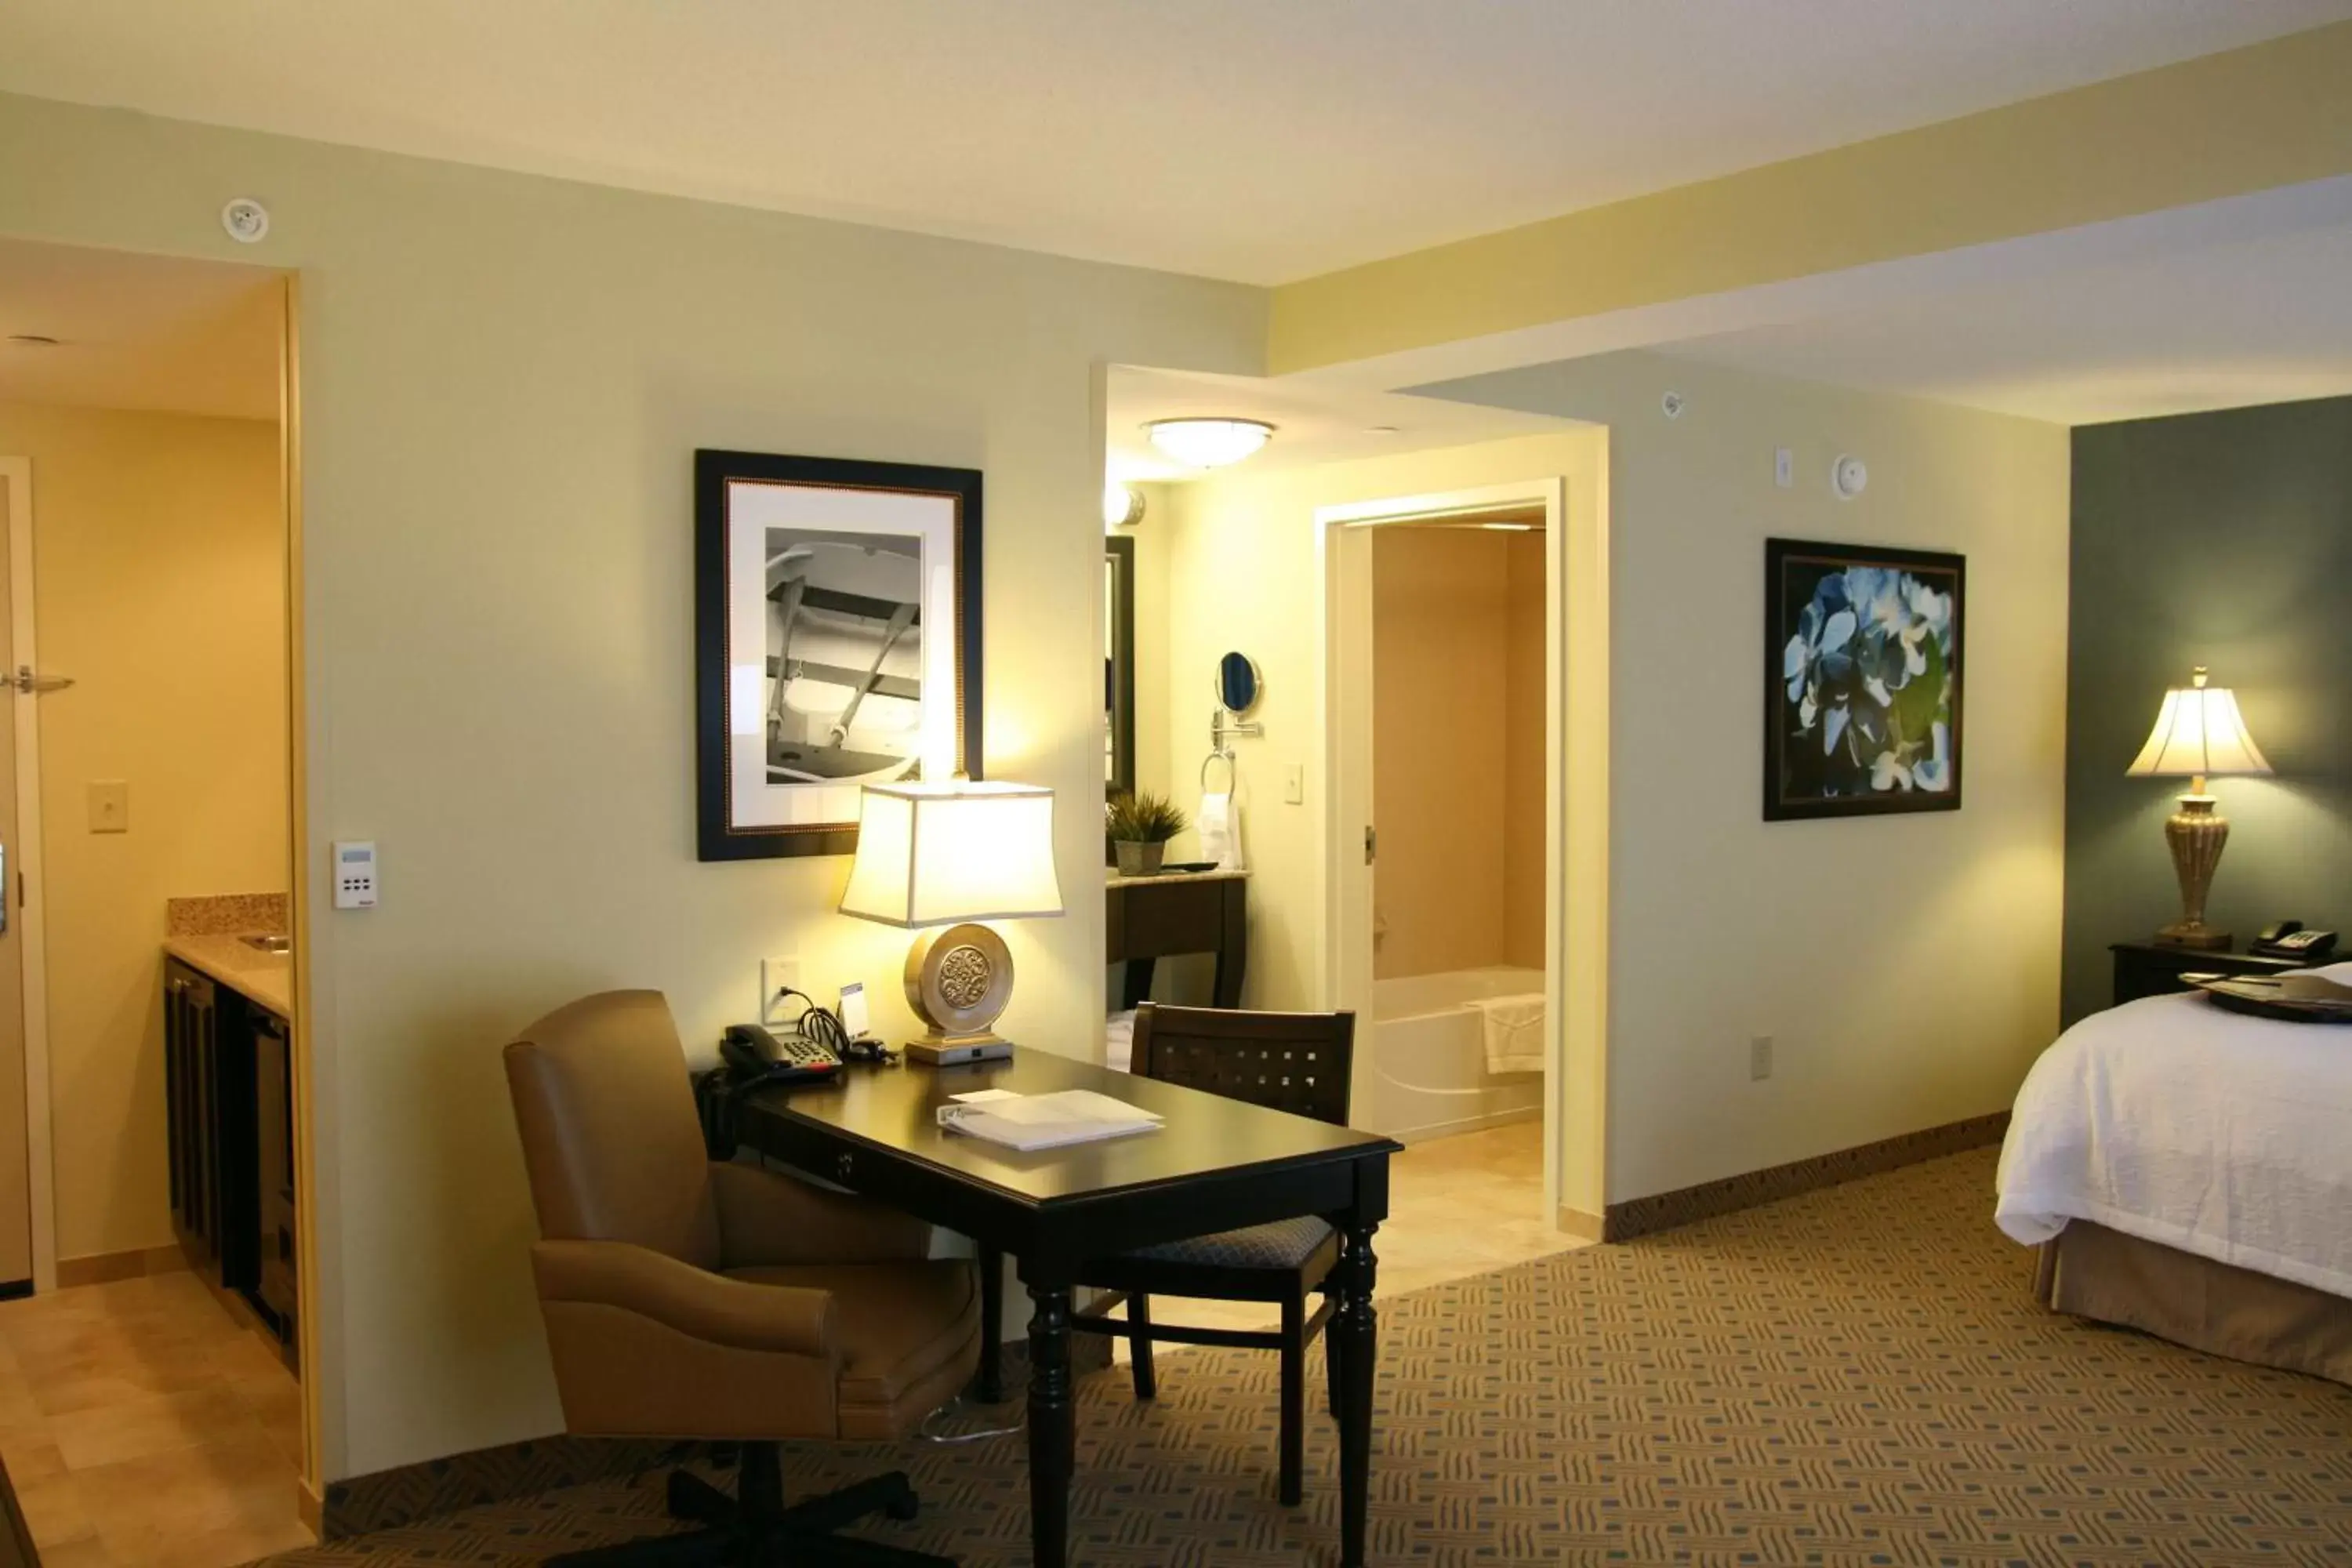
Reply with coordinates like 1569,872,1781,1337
1106,867,1247,1009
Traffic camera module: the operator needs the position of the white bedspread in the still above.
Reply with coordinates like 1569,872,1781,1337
1995,961,2352,1298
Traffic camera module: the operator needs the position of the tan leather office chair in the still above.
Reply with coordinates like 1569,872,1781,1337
505,989,979,1566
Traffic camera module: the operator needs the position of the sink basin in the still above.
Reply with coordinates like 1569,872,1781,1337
240,934,293,955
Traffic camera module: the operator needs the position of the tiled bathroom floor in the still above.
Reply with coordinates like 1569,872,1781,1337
0,1269,313,1567
1120,1117,1577,1343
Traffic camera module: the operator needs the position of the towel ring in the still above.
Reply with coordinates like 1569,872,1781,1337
1200,750,1236,792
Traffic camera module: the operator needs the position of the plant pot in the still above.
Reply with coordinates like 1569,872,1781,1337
1114,840,1165,876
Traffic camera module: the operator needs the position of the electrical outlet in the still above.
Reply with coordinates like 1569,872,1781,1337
88,780,129,833
1283,763,1305,804
1750,1035,1774,1081
760,955,802,1025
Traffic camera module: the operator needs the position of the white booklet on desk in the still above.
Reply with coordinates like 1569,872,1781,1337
936,1089,1164,1152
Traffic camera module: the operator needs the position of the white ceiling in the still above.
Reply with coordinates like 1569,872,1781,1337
0,240,283,420
5,1,2347,285
1107,366,1573,485
1657,220,2352,425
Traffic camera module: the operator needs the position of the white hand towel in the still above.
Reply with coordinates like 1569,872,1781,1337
1196,790,1244,870
1469,993,1545,1076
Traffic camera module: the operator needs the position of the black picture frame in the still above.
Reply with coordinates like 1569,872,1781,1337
695,449,983,861
1105,535,1136,798
1764,536,1964,822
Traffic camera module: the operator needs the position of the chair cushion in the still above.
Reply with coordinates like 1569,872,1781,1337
1127,1215,1335,1270
727,1258,981,1439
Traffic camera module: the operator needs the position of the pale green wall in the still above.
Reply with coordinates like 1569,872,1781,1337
1427,353,2071,1203
0,91,1264,1479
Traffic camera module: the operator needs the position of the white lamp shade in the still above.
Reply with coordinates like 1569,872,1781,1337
2126,681,2272,779
838,780,1065,929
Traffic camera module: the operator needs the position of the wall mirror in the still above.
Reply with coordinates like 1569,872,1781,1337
1215,651,1261,714
1105,537,1136,795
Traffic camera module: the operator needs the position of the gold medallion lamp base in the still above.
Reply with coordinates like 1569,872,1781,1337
2126,669,2269,952
837,780,1065,1068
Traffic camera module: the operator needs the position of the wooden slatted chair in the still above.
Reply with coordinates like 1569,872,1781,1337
1072,1003,1356,1506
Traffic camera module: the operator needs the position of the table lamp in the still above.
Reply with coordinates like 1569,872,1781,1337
838,780,1065,1065
2126,666,2270,950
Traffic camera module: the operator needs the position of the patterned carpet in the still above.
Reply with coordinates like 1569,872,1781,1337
260,1149,2352,1566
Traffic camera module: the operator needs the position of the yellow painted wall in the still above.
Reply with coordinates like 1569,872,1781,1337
0,401,288,1264
1160,434,1600,1016
1428,353,2070,1203
0,91,1263,1479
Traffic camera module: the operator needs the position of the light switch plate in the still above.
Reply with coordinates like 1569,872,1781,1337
1750,1035,1774,1081
87,780,129,833
332,840,378,909
1283,763,1305,804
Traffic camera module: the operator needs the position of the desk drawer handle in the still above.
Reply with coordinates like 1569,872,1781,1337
837,1152,855,1184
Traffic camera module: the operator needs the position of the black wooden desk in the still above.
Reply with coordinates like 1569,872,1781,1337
1107,868,1247,1009
738,1051,1399,1568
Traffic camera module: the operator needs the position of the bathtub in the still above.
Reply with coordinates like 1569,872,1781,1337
1356,966,1544,1142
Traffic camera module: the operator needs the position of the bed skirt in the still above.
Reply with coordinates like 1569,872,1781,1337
2037,1221,2352,1387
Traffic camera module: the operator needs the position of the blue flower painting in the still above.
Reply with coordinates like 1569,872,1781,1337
1766,539,1963,819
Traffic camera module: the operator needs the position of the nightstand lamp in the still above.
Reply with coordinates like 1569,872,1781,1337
838,780,1065,1065
2126,667,2270,951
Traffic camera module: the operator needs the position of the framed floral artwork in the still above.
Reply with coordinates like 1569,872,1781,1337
1766,538,1963,820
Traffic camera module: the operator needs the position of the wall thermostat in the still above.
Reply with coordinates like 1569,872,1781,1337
221,198,271,244
1831,453,1868,499
1660,390,1686,419
332,840,378,909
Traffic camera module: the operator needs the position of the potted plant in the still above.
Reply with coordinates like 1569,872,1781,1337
1106,790,1187,877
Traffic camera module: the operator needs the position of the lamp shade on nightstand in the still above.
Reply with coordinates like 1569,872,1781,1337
2126,668,2269,951
840,781,1064,1065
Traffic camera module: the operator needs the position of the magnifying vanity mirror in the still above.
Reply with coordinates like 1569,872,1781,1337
1214,651,1262,715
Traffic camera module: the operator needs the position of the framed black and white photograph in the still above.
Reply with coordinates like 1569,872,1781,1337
695,450,982,860
1766,537,1963,822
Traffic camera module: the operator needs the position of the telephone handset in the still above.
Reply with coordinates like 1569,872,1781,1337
2252,920,2339,962
720,1022,844,1086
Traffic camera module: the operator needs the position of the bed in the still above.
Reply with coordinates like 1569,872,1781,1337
1997,962,2352,1385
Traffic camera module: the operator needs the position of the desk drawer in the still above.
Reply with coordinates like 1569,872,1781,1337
1108,879,1228,961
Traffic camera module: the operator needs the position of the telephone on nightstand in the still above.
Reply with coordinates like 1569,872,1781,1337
2251,920,2339,962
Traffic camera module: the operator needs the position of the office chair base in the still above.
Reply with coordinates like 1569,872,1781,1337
544,1444,951,1568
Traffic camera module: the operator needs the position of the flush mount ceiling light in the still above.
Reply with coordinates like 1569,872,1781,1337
1145,418,1274,469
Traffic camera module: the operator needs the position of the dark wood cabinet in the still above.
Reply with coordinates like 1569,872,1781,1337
164,960,227,1276
252,1007,299,1361
2111,941,2313,1007
163,958,297,1365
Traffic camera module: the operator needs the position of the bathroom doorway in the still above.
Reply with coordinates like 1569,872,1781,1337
1319,478,1583,1247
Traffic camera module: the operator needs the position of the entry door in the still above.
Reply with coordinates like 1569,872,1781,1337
0,474,27,1290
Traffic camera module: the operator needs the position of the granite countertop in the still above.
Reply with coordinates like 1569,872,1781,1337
163,934,292,1018
163,893,293,1018
1105,866,1250,889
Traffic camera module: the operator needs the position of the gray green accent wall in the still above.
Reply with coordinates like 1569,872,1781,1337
2063,395,2352,1024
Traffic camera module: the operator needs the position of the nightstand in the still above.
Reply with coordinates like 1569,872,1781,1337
2110,941,2315,1007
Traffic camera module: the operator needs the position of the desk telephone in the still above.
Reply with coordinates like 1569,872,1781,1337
720,1022,844,1087
2252,920,2339,962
